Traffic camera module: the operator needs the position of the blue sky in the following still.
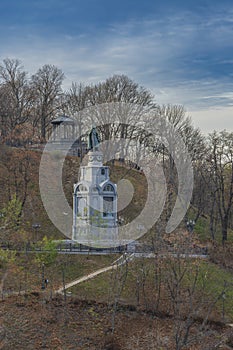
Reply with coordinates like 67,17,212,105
1,0,233,133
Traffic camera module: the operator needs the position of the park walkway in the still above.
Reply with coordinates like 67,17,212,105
56,253,134,294
55,252,208,294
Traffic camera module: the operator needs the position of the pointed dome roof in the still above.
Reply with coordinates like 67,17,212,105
51,115,75,125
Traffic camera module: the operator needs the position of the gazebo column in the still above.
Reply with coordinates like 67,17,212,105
52,124,56,141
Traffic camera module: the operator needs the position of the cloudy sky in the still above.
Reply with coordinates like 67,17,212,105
1,0,233,133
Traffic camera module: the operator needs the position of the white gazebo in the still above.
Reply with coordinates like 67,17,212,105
49,115,88,157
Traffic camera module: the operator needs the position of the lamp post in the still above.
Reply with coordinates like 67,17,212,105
32,223,41,242
186,220,195,234
41,263,45,290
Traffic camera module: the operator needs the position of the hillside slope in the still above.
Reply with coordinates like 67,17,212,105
0,146,147,242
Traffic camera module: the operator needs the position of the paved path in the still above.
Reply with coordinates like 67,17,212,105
133,252,208,259
55,252,208,294
56,253,134,294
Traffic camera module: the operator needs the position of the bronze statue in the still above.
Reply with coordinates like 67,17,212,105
88,127,100,150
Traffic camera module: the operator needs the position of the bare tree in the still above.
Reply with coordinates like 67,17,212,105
207,130,233,244
86,74,155,107
108,254,129,334
0,58,32,141
147,104,205,222
161,235,229,350
82,75,156,159
63,83,90,158
31,64,64,140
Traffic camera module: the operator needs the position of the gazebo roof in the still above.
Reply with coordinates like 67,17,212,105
51,115,75,125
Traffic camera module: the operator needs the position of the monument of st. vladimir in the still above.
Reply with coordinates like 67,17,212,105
72,128,118,247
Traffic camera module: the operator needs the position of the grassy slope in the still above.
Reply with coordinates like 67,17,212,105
68,257,233,322
1,146,233,325
0,146,147,241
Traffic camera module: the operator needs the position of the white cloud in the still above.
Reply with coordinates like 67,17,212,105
1,11,233,132
189,106,233,134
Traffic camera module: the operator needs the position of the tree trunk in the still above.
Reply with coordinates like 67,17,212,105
222,222,228,245
41,115,46,141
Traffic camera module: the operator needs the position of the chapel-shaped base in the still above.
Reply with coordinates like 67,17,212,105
72,149,118,248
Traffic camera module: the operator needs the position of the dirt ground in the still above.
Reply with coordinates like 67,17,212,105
0,293,232,350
